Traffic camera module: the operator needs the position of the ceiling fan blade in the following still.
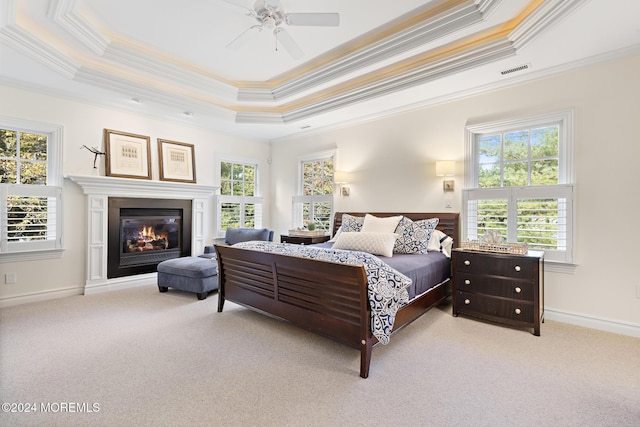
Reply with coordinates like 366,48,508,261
220,0,254,14
274,27,303,59
286,13,339,27
226,25,261,49
264,0,281,10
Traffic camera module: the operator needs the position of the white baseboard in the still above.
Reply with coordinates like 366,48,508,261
84,273,157,295
0,273,158,307
0,286,83,308
3,286,639,340
545,308,640,338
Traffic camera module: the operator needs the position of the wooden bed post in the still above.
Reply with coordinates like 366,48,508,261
360,340,372,379
216,245,225,312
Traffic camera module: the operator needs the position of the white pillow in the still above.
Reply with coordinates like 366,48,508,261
427,229,454,258
332,232,399,257
328,226,342,243
360,214,403,233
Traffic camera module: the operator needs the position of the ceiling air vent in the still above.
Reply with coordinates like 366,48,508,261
500,63,531,76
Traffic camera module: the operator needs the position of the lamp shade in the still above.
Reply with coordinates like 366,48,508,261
334,170,350,183
435,161,455,176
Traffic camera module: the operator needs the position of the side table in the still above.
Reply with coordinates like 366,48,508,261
280,235,330,245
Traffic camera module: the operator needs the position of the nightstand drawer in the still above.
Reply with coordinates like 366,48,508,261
455,291,535,323
454,273,534,300
453,251,536,278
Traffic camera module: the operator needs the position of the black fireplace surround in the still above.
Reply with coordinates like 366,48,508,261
108,198,192,278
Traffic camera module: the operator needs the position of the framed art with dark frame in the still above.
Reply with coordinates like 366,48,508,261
158,138,196,183
104,129,152,179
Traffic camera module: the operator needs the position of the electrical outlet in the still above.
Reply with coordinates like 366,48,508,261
445,200,452,209
5,272,17,284
636,285,640,299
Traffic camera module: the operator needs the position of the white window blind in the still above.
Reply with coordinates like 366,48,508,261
1,117,63,260
292,155,334,232
464,110,575,264
217,159,262,234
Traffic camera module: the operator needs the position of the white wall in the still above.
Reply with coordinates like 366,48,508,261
0,85,270,304
270,54,640,334
2,55,639,336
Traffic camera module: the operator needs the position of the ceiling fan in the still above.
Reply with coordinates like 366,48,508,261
223,0,340,59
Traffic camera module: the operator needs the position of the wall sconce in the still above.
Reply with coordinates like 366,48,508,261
435,161,455,192
334,171,351,196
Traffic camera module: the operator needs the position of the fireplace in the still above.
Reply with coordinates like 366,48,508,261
108,198,192,278
68,175,217,294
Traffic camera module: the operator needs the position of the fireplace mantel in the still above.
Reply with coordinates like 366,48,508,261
67,175,218,294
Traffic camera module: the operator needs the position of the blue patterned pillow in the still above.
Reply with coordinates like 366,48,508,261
341,214,364,233
393,217,439,254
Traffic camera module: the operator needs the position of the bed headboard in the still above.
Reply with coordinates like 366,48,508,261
333,212,460,248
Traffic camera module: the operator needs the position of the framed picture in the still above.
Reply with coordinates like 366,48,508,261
104,129,152,179
158,139,196,183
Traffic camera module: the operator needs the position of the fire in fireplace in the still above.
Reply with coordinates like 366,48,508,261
108,198,192,278
121,216,179,254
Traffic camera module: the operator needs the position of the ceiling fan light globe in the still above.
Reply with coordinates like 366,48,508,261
263,16,276,30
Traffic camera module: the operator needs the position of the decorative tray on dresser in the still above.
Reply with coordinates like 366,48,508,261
451,248,544,336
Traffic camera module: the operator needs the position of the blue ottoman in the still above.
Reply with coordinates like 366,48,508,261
157,257,218,300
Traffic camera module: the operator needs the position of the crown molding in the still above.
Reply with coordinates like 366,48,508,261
0,23,79,79
72,66,234,114
237,36,516,124
271,44,640,143
509,0,587,50
101,40,238,101
1,0,597,127
238,0,503,102
48,0,109,55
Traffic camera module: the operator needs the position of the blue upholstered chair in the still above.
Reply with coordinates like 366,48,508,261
201,227,274,258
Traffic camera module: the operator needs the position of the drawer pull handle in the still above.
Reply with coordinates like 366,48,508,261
464,279,471,285
464,260,471,266
515,308,521,315
514,265,521,272
464,299,471,305
515,287,522,293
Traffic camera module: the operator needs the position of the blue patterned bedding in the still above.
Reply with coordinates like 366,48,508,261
232,241,412,344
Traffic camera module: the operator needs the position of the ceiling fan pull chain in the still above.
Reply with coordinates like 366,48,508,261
275,29,279,52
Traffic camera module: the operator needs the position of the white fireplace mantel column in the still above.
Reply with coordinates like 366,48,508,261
66,175,218,294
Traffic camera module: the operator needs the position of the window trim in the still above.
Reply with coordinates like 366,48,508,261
292,150,335,230
465,109,575,188
464,109,576,268
0,116,64,262
215,155,263,236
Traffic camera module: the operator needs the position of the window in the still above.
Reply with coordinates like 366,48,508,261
463,110,574,264
217,159,262,234
0,117,63,259
292,154,334,232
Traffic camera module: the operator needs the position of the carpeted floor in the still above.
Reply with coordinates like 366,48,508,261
1,284,639,426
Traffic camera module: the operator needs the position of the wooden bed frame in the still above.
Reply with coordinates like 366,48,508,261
215,212,460,378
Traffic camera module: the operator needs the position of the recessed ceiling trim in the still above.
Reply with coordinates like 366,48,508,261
2,0,597,128
73,66,235,114
102,40,239,101
509,0,588,49
238,0,503,102
0,21,79,79
237,38,517,124
48,0,109,55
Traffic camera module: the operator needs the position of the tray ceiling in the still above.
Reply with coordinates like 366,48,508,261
1,0,639,140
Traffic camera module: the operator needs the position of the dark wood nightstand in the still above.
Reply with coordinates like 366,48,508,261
280,234,330,245
452,248,544,336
